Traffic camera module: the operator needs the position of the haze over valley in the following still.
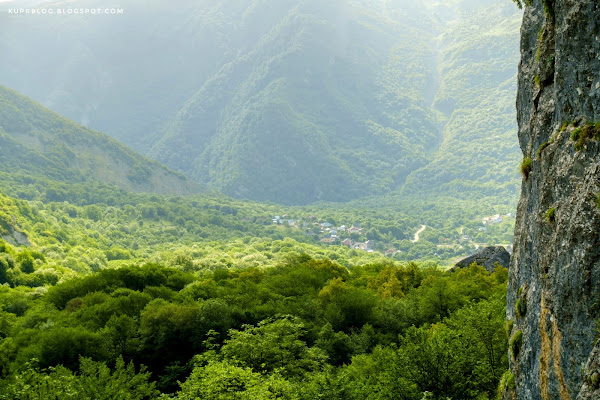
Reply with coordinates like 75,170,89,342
1,0,521,205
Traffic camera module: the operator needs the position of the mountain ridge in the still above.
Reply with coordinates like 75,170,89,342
0,84,201,200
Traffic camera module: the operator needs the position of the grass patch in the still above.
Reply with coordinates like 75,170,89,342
506,319,514,336
537,142,550,158
497,370,516,399
571,128,582,144
542,0,555,21
571,122,600,151
520,157,532,180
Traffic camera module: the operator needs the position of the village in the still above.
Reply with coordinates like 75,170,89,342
271,211,514,259
271,215,382,252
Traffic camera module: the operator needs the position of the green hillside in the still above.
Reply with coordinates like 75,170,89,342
0,0,521,205
0,83,514,265
0,85,200,201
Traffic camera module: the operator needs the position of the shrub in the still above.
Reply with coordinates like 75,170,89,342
591,372,600,389
572,128,583,146
510,330,523,359
520,157,532,180
545,207,555,223
0,253,15,269
572,122,600,151
497,370,516,399
512,0,533,9
17,252,35,274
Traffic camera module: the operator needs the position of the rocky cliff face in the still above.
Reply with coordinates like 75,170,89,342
507,0,600,399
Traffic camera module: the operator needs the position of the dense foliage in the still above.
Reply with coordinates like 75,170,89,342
0,253,508,399
0,184,514,279
0,118,514,398
0,186,512,398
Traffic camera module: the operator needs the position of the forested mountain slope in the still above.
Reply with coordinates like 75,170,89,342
401,1,522,199
0,85,199,200
0,0,521,205
154,0,440,204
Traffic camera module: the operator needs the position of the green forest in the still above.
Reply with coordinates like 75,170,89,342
0,182,514,398
0,81,516,266
0,242,509,399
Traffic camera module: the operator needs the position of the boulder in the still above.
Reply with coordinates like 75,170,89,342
452,245,510,273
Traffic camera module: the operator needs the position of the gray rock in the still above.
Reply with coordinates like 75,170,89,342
452,246,510,273
1,227,31,247
577,341,600,400
507,0,600,399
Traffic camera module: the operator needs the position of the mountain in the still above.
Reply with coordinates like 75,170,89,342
0,85,200,201
0,0,521,205
151,0,442,204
